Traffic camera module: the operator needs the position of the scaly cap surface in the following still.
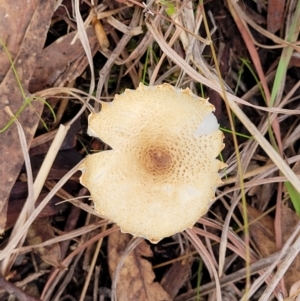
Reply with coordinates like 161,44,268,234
79,83,226,243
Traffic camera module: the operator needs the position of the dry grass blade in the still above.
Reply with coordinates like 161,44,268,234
146,18,300,194
1,123,71,272
185,229,222,301
174,248,290,301
79,224,107,301
0,0,55,235
257,223,300,300
0,107,35,275
96,6,142,99
33,125,70,201
13,221,108,255
41,227,119,301
0,161,82,262
74,0,95,96
228,0,300,51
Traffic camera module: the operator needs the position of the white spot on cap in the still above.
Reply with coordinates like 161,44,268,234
194,113,219,137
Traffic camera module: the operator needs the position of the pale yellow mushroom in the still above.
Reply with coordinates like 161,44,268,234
79,83,226,243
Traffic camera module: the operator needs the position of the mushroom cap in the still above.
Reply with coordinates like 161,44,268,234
79,83,226,243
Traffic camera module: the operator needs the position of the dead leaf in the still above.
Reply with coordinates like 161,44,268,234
267,0,285,34
108,231,171,301
244,203,300,293
26,218,63,269
243,204,277,257
160,258,192,299
0,0,56,233
6,193,62,230
29,27,99,93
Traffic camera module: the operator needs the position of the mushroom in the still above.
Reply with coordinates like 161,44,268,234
79,83,226,243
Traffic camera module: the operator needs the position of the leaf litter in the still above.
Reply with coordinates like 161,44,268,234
0,0,300,300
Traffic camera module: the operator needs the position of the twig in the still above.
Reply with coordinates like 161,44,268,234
0,274,41,301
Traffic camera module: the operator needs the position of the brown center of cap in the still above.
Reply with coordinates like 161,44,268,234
140,145,174,177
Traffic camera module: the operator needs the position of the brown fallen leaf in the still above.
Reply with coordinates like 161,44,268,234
0,0,56,233
243,204,277,257
6,193,62,230
243,203,300,293
267,0,285,34
160,258,193,299
29,26,99,93
26,218,64,269
108,231,171,301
